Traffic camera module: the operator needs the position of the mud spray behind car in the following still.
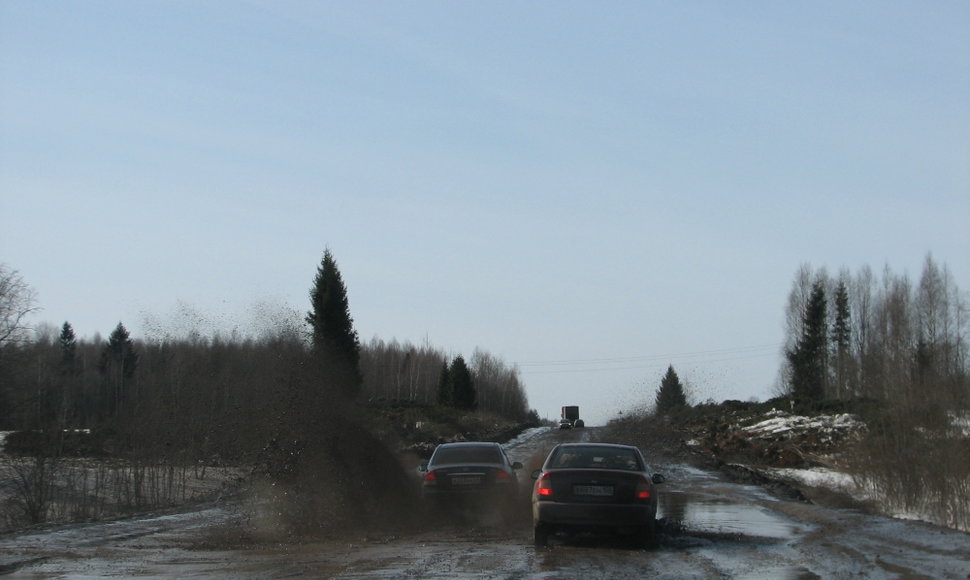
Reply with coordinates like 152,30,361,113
420,442,523,522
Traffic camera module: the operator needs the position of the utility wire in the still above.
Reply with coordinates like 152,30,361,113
516,343,783,375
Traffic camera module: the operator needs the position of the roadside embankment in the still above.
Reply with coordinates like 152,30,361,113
607,399,970,532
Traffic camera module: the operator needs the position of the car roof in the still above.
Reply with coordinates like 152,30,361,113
434,441,502,449
552,443,642,455
555,442,637,450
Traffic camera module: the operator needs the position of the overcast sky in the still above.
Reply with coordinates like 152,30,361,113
2,2,968,425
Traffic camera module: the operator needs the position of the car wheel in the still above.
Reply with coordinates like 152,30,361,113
534,523,550,547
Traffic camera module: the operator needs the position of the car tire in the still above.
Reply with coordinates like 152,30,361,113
534,523,550,547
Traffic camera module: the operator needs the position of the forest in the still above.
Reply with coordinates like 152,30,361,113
1,253,967,532
778,255,969,530
0,253,533,436
0,326,533,443
0,253,534,531
782,255,967,413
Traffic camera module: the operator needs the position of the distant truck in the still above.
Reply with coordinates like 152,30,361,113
560,406,584,429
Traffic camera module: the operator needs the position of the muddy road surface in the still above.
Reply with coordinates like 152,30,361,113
3,426,969,579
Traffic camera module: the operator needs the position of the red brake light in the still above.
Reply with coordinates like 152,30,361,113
423,470,437,485
496,470,511,481
537,473,553,498
635,476,651,499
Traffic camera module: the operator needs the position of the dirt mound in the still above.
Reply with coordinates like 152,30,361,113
685,409,866,468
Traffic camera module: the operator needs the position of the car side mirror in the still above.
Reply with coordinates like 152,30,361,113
531,469,542,480
651,473,666,484
418,463,428,473
512,461,523,470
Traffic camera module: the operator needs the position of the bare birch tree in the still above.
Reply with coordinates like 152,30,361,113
0,264,38,348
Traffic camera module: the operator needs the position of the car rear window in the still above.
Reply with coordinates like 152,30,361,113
432,446,504,465
549,446,642,471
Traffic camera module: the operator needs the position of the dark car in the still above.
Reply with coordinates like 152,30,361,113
531,443,665,547
420,442,523,518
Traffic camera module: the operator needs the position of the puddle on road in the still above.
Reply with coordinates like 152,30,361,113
659,491,805,541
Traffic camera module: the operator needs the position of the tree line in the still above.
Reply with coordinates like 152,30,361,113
782,255,969,531
0,327,533,437
0,251,533,530
0,252,534,452
782,254,968,415
632,255,969,531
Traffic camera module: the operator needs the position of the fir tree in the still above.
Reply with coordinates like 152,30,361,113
787,281,828,409
436,361,452,406
59,322,77,375
56,322,78,426
306,249,361,395
655,365,688,414
831,281,852,398
98,322,138,419
450,355,477,411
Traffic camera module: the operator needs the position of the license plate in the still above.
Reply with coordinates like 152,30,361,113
573,485,613,497
451,476,482,486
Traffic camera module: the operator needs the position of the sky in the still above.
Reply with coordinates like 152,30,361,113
2,1,968,425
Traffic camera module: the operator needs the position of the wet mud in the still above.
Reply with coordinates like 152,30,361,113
2,426,969,579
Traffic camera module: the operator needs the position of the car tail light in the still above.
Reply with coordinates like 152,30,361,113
536,472,553,499
635,476,652,500
423,470,438,486
496,470,511,482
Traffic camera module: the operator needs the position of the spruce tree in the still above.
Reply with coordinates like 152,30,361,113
306,249,361,395
436,361,452,407
59,322,77,375
787,281,828,409
831,281,852,399
655,365,688,414
98,322,138,419
56,322,78,426
450,355,477,411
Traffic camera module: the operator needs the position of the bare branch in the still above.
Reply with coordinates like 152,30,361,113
0,264,40,346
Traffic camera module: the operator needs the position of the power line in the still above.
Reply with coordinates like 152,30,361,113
517,343,782,365
516,343,783,375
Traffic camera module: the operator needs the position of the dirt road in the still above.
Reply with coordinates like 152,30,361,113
2,427,969,579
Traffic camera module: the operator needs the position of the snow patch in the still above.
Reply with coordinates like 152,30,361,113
763,466,855,492
760,465,970,533
503,426,549,451
740,412,865,442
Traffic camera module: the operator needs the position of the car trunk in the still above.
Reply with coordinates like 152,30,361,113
432,465,501,491
545,469,644,504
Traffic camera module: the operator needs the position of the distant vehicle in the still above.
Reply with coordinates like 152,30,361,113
531,443,665,547
561,406,584,428
419,442,523,519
